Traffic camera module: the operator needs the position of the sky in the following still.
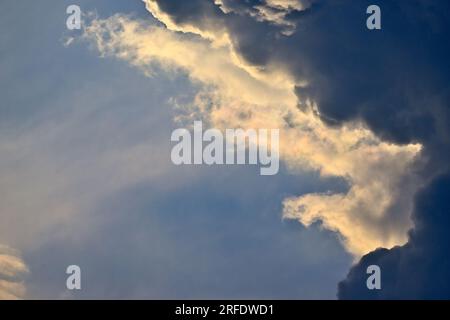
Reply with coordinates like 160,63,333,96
1,0,449,300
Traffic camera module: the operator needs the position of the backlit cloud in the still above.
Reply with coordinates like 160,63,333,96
83,7,422,256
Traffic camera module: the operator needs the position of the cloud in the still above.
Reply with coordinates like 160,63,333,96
214,0,310,35
338,173,450,299
0,245,29,300
82,5,422,257
133,0,450,298
4,0,448,299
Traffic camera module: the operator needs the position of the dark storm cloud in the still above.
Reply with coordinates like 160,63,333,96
153,0,450,147
152,0,226,31
149,0,450,298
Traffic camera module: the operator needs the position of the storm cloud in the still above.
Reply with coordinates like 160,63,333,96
139,0,450,298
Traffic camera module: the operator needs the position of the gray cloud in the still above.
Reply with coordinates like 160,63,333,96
1,0,352,299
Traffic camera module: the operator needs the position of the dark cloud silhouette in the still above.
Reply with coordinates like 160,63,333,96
148,0,450,298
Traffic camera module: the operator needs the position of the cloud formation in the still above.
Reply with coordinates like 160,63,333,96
3,0,448,299
82,1,422,257
137,2,450,299
0,246,29,300
339,173,450,299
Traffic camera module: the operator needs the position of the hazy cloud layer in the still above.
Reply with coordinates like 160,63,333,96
3,0,449,299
